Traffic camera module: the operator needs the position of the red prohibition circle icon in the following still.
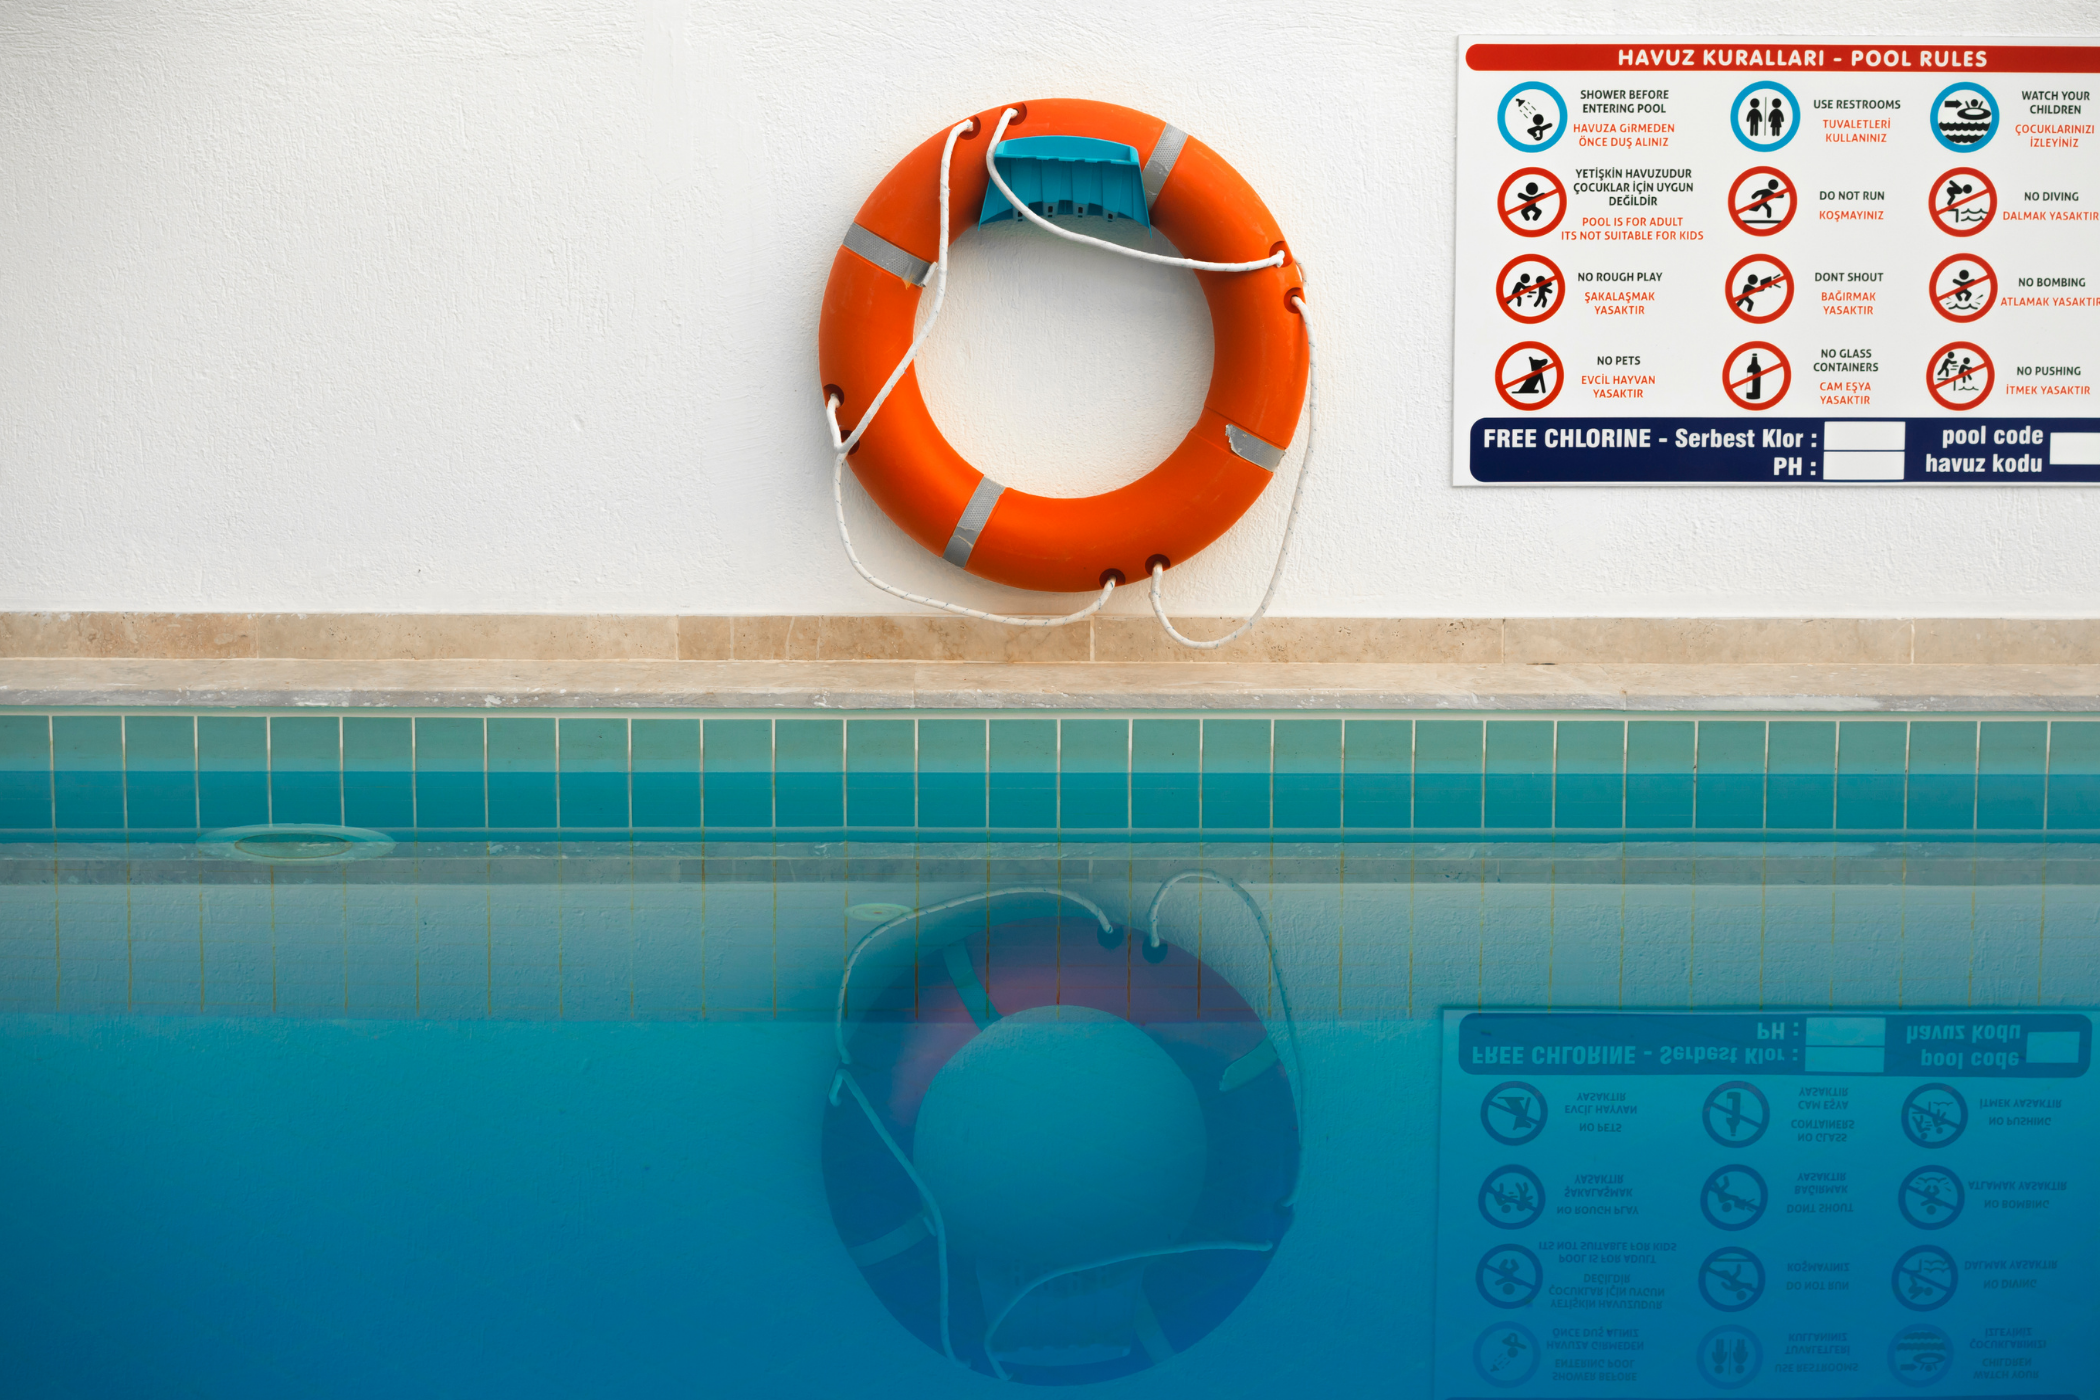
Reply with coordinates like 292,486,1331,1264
1929,253,1996,322
1721,341,1789,410
1724,253,1794,324
1495,341,1564,410
1499,168,1566,237
1926,341,1994,410
1929,168,1996,237
1728,167,1796,236
1496,253,1566,323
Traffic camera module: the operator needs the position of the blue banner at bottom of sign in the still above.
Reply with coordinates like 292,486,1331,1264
1468,417,2100,483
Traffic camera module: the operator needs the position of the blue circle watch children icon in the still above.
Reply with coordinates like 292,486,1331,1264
1932,82,1998,151
1498,81,1568,152
1730,81,1800,152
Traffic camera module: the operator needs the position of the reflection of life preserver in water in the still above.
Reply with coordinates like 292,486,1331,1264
822,884,1302,1385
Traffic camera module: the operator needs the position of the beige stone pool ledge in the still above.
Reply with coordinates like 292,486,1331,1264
5,658,2100,712
7,614,2100,710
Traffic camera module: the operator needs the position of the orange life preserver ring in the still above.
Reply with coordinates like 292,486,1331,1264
818,100,1309,595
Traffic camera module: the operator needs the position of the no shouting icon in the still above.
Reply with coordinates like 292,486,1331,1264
1930,168,1996,237
1725,254,1793,324
1728,167,1795,236
1722,342,1790,411
1495,342,1563,411
1497,254,1565,323
1499,168,1566,237
1927,341,1993,410
1930,254,1995,323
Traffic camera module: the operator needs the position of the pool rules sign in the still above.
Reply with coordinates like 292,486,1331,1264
1454,39,2100,484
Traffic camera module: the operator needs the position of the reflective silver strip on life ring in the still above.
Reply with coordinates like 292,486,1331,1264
1143,124,1189,208
1226,423,1287,471
942,940,1001,1029
847,1214,931,1268
941,476,1006,567
842,223,932,286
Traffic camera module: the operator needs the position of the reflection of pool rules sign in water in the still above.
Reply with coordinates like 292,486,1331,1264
1433,1009,2096,1398
1455,38,2100,484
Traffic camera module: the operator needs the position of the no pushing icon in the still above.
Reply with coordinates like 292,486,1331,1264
1498,167,1566,237
1926,343,1993,412
1929,167,1996,237
1495,343,1563,412
1724,255,1793,325
1497,253,1564,323
1721,342,1790,411
1728,167,1795,237
1929,253,1995,323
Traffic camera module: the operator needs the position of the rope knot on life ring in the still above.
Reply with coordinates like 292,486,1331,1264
819,101,1319,648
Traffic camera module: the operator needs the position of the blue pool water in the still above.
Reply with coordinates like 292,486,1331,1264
3,709,2096,1398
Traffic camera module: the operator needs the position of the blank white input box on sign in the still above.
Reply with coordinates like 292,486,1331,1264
2026,1030,2082,1064
1806,1015,1886,1072
1824,452,1904,481
2052,432,2100,466
1824,420,1905,451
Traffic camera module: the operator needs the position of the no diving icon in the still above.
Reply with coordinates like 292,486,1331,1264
1728,167,1795,236
1495,343,1563,411
1722,342,1790,411
1498,168,1566,237
1926,342,1993,411
1497,254,1564,324
1930,167,1996,237
1930,254,1995,323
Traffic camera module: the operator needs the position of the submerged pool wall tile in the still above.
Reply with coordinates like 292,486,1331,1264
916,719,985,830
1696,720,1765,829
1059,719,1129,830
1132,719,1200,829
1626,721,1694,828
989,720,1056,829
846,719,914,829
1837,721,1908,830
487,718,557,830
124,715,197,831
2049,721,2100,831
53,716,124,831
342,717,413,831
630,719,700,830
1907,721,1978,831
1202,720,1271,830
1766,721,1836,830
1415,720,1483,829
1485,721,1552,828
0,714,52,832
1342,720,1411,829
197,716,268,830
1273,719,1342,829
1553,721,1623,829
558,717,629,830
703,719,773,830
1978,721,2047,830
270,716,343,828
414,718,485,830
774,719,843,829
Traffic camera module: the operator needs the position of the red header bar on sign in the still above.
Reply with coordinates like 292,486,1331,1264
1466,43,2100,73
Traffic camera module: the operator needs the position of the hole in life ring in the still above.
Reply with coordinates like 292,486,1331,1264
1145,553,1171,574
1099,568,1126,588
911,193,1212,500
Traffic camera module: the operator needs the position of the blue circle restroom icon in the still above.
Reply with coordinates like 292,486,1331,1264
1499,81,1568,152
1730,81,1800,152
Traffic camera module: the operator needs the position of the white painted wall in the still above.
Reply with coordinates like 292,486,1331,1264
2,2,2096,618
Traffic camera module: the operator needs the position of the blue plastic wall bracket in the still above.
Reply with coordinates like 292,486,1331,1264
977,136,1150,228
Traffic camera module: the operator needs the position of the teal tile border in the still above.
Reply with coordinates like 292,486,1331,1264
6,709,2100,840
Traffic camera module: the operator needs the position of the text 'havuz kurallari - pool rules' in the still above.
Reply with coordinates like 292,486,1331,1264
1454,39,2100,484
